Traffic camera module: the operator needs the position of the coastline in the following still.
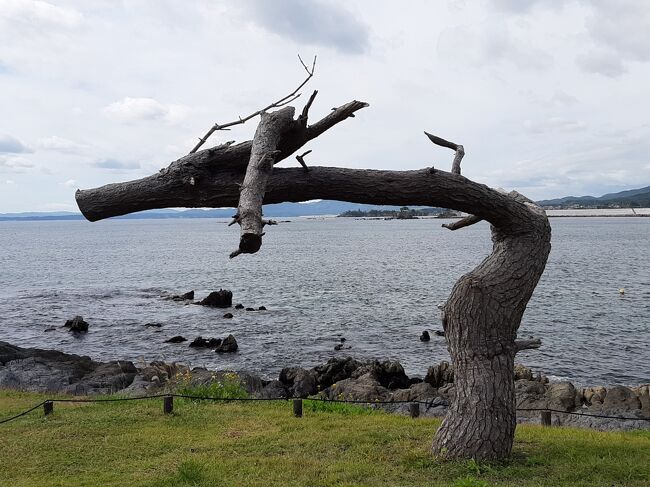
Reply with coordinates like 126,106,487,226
2,341,648,431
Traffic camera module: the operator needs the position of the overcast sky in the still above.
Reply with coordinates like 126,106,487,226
1,0,649,212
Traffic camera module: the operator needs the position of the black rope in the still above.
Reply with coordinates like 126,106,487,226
2,395,649,425
0,401,46,425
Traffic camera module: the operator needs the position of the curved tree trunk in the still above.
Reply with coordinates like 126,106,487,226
74,101,551,461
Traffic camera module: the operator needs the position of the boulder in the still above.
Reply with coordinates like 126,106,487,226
419,330,430,342
313,357,363,389
424,361,454,388
391,382,437,402
279,367,317,398
189,336,222,348
223,313,234,319
325,373,390,402
583,386,607,405
258,306,267,311
514,364,534,381
167,291,194,301
165,336,187,343
234,303,244,309
144,322,163,328
64,316,89,333
600,386,641,412
0,341,136,395
545,382,577,411
198,289,233,307
351,360,410,390
256,380,288,399
215,334,238,353
245,307,255,311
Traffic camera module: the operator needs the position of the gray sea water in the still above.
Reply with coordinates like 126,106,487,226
0,217,648,386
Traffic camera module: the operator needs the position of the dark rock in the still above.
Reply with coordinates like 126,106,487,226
424,361,454,388
434,330,445,336
279,367,317,398
340,337,346,343
334,344,343,351
325,373,390,402
223,313,234,319
235,303,244,309
64,316,89,333
351,360,410,390
392,382,437,402
313,357,363,389
258,306,267,311
165,336,187,343
256,380,288,399
514,364,534,381
600,386,642,412
144,322,163,328
420,330,430,342
167,290,194,301
215,334,238,353
245,307,255,311
44,327,57,332
198,289,233,308
189,336,222,348
409,377,423,386
0,341,136,395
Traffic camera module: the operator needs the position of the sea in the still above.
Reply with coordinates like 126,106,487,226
0,217,648,386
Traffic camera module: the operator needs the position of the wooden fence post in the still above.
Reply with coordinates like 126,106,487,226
163,395,174,415
409,402,420,418
541,410,551,426
293,399,303,418
43,401,53,416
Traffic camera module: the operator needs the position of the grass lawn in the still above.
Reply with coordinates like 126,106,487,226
1,390,649,486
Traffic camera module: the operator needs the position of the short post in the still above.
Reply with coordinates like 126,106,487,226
540,410,551,426
163,395,173,415
293,398,303,418
409,402,420,418
43,401,53,416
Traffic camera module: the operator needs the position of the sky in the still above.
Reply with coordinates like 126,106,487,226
1,0,649,212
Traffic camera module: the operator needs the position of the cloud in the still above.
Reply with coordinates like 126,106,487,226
37,135,88,154
549,90,578,106
5,179,15,184
0,134,32,153
490,0,570,13
0,0,82,30
0,155,34,172
523,117,587,134
576,50,627,77
578,0,650,76
62,179,77,187
103,97,190,124
242,0,369,54
93,158,140,170
437,20,553,70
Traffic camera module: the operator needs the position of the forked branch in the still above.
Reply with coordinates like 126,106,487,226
189,55,317,154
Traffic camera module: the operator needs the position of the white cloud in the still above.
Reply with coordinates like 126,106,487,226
0,134,32,153
0,0,82,29
5,179,15,184
523,117,587,134
62,179,77,187
103,97,190,124
0,155,34,172
576,50,627,77
38,136,88,154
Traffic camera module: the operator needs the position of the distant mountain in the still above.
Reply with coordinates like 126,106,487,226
538,186,650,208
0,201,430,221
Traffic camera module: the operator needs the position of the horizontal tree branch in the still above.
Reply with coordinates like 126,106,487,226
514,338,542,352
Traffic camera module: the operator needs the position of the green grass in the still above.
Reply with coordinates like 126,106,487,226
1,389,649,486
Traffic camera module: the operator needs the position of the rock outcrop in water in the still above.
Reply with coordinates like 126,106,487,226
64,315,89,333
165,290,194,301
197,289,233,308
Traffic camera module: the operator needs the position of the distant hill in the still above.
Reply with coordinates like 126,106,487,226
537,186,650,208
0,201,431,221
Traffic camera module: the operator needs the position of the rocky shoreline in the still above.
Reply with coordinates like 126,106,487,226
1,341,648,431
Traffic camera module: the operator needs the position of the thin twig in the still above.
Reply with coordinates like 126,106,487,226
189,55,317,154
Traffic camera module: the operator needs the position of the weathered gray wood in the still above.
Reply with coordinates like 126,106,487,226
163,395,173,414
231,107,295,258
75,103,552,462
43,401,53,416
541,411,552,426
409,402,420,418
515,338,542,352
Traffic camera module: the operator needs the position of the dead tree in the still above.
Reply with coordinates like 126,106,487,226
75,87,551,461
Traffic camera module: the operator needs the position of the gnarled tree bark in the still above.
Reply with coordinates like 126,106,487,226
75,100,551,462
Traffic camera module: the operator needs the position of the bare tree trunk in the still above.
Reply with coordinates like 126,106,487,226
74,102,551,462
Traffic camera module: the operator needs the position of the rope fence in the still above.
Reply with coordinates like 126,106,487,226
2,394,649,426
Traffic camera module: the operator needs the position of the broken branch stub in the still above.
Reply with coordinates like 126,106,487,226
231,106,295,259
